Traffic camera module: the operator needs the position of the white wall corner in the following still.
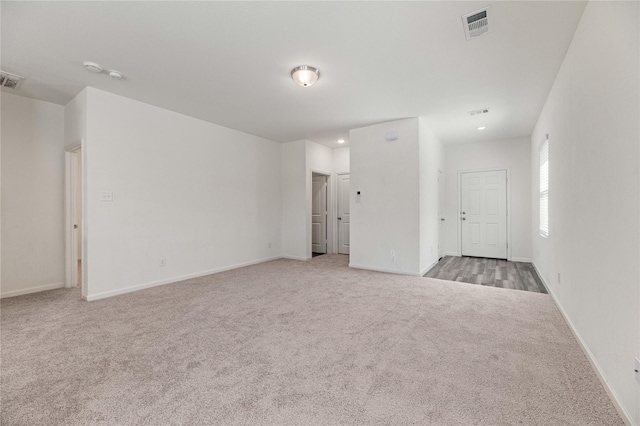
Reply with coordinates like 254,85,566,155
1,282,65,299
510,257,532,263
420,259,439,277
86,256,282,301
531,262,636,426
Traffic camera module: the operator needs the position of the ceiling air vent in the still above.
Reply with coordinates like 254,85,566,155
468,108,490,116
0,71,25,90
462,7,490,40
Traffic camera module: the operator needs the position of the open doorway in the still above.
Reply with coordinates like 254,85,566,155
65,141,85,298
75,152,82,285
311,172,328,256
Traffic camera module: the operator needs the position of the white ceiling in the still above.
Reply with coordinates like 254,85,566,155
1,1,586,148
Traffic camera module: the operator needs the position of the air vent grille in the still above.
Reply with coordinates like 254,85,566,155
0,71,25,90
468,108,490,116
463,7,490,40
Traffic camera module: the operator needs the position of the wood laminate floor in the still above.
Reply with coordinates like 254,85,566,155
425,256,547,294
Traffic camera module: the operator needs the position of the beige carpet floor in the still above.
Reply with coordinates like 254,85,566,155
1,255,622,425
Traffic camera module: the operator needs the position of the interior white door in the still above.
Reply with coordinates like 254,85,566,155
337,174,350,254
311,174,327,254
438,170,444,259
460,170,507,259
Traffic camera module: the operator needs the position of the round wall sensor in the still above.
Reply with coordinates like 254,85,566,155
83,61,103,73
108,70,123,80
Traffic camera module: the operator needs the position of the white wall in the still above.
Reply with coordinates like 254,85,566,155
531,2,639,423
1,92,66,297
332,146,350,174
418,119,444,274
306,140,333,175
281,140,307,260
443,137,532,261
64,88,87,147
350,118,421,275
82,88,282,300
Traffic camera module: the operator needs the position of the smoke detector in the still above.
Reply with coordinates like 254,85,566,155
0,71,25,90
83,61,103,73
108,70,123,80
462,7,490,40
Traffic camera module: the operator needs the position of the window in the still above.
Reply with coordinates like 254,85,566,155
539,136,549,238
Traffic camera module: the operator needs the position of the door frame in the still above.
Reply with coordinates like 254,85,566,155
64,140,87,299
438,169,444,259
336,172,350,255
311,172,328,254
307,169,333,258
456,167,511,260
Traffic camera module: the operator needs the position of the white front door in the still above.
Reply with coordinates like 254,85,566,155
337,174,350,254
311,174,327,254
438,170,444,259
460,170,507,259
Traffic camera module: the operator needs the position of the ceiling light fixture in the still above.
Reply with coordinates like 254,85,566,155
337,139,345,144
291,65,320,87
83,61,103,73
477,126,487,130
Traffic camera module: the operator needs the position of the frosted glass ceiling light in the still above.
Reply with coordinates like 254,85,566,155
291,65,320,87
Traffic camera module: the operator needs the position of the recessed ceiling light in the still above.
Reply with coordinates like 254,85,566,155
83,61,103,73
337,139,345,144
291,65,320,87
477,126,487,130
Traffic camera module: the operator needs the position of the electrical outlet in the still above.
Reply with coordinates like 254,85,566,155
100,191,113,202
635,356,640,384
160,258,166,267
391,250,396,261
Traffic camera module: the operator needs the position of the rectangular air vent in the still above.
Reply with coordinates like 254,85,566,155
0,71,25,90
468,108,490,116
462,7,490,40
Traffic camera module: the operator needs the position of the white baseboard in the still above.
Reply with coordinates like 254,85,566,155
348,263,422,276
510,257,532,263
282,255,311,261
445,251,460,257
420,260,439,276
531,261,636,426
1,282,65,299
86,256,283,301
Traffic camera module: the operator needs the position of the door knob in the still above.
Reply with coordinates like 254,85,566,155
461,217,466,221
338,217,342,220
440,218,445,221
